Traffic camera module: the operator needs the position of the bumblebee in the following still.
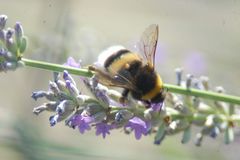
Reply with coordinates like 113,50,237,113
89,24,165,104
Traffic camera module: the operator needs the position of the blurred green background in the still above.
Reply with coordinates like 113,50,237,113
0,0,240,160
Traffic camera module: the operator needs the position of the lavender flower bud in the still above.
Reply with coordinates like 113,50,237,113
49,114,59,126
49,81,60,94
65,80,79,97
192,78,202,89
186,74,193,89
33,101,59,115
50,111,72,126
0,15,7,30
56,100,75,115
175,68,183,86
193,97,200,108
195,133,203,146
209,126,220,138
90,76,98,88
6,28,14,39
0,30,5,41
53,72,60,82
215,86,225,93
14,22,24,47
200,76,209,90
63,70,76,86
174,101,184,111
55,80,67,92
31,91,55,101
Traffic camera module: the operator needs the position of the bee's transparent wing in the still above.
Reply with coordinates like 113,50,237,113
139,24,159,68
89,65,138,91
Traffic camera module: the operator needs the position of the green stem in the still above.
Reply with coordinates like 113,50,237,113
22,58,93,77
165,84,240,105
21,58,240,105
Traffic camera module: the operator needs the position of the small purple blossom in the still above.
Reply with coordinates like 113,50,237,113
95,122,113,138
64,57,81,68
125,117,151,140
151,102,163,112
70,114,93,134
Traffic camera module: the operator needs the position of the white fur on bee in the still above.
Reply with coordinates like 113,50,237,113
94,45,125,68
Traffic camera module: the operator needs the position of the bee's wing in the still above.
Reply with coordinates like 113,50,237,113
139,24,159,69
89,65,138,91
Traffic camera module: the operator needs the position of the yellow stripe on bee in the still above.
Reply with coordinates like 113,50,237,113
141,74,163,100
108,53,141,73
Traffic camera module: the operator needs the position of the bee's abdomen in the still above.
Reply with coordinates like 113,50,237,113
104,49,130,69
105,50,141,74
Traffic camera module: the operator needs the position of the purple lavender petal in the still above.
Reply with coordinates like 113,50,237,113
134,128,143,140
14,22,23,39
0,15,7,30
64,57,81,68
151,103,163,112
95,122,111,138
125,117,150,140
70,114,93,134
6,28,14,39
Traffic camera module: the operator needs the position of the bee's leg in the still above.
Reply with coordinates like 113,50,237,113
119,89,129,104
